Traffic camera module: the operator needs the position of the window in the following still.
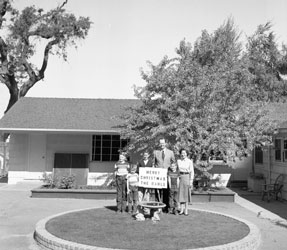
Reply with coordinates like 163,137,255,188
254,146,263,164
274,139,281,161
284,140,287,162
92,135,129,162
208,149,227,163
54,153,89,168
209,151,224,161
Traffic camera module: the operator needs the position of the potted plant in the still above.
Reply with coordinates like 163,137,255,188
194,160,214,192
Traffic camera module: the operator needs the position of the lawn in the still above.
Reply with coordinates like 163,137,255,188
46,207,249,250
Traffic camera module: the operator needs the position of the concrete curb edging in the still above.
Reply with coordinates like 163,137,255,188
34,207,261,250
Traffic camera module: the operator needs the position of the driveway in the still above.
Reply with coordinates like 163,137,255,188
0,182,286,250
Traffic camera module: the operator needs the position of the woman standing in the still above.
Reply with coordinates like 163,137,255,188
177,148,194,216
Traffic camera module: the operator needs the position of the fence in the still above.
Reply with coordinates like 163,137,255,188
0,141,9,176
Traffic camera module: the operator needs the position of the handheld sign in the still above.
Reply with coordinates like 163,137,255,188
139,167,167,189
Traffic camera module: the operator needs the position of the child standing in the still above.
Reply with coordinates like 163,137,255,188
167,163,180,215
115,152,130,213
137,151,153,201
126,165,139,215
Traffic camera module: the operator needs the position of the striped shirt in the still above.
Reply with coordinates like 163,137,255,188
115,161,130,176
127,173,139,186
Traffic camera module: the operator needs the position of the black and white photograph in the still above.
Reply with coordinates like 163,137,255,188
0,0,287,249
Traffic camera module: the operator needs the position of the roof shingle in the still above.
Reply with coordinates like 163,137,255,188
0,97,140,132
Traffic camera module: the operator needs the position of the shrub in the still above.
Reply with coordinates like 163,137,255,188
42,172,76,189
42,172,58,189
58,174,76,189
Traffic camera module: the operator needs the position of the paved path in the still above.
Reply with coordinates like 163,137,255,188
0,182,286,250
231,187,287,220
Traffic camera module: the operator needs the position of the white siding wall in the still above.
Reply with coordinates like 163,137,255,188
8,133,45,184
254,134,287,200
8,133,141,184
9,134,29,172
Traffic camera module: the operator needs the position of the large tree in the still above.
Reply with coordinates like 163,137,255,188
121,19,286,163
0,0,91,113
245,22,287,101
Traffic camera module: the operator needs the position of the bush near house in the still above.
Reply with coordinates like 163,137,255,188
41,172,116,190
42,172,76,189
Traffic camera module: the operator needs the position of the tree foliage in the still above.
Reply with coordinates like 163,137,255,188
0,0,91,113
245,22,287,101
121,18,287,162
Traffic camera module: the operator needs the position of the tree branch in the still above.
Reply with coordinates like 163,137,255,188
39,38,59,78
5,74,19,113
19,38,59,97
0,36,8,64
0,0,8,28
0,36,11,88
19,79,35,97
22,59,37,81
59,0,68,9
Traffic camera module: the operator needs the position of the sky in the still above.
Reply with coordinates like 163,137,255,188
0,0,287,116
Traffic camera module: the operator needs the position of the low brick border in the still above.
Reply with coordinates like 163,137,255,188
31,188,117,200
34,207,261,250
31,188,235,202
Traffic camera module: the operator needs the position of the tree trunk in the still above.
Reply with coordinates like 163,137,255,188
5,87,19,113
2,86,19,142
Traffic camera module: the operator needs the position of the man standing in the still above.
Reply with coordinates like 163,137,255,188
153,138,175,211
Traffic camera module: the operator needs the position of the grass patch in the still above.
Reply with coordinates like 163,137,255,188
46,207,249,250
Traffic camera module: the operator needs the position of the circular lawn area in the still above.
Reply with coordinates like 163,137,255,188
45,207,250,250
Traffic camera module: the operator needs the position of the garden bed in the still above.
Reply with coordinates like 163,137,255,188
31,186,235,202
191,188,235,202
31,187,117,199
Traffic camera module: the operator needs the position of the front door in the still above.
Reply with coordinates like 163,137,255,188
29,134,46,172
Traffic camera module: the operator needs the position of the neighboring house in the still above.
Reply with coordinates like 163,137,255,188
252,103,287,200
0,97,140,184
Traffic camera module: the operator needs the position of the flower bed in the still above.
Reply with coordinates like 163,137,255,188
31,186,235,202
31,186,116,199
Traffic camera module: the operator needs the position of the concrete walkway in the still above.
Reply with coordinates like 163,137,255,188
0,182,286,250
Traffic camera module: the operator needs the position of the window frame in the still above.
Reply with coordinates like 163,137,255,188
91,134,129,162
274,138,282,162
283,139,287,162
254,146,263,164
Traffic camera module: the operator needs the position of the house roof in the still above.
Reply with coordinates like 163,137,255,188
0,97,140,133
1,97,287,134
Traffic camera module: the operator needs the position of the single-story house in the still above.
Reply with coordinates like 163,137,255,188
0,97,141,185
0,97,254,186
251,103,287,200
